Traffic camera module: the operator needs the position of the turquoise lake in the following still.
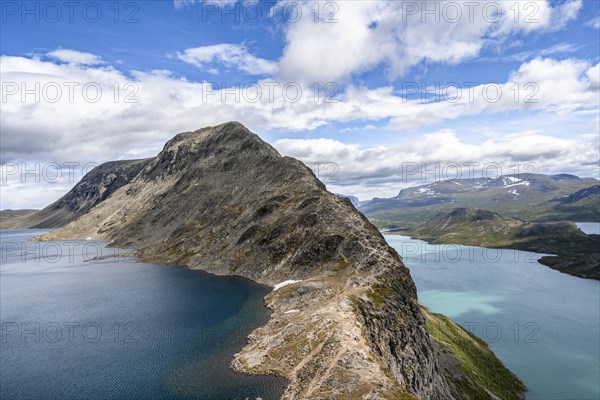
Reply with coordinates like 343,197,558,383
385,234,600,400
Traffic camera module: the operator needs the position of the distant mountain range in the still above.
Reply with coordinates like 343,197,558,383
359,174,599,228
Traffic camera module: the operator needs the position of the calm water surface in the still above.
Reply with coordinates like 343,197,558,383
0,230,287,400
3,228,598,399
576,222,600,235
385,234,600,400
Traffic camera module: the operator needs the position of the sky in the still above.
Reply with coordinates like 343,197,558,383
1,0,599,208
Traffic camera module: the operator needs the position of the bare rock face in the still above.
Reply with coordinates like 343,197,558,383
38,122,452,399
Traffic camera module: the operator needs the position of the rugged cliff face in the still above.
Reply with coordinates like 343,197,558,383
35,122,473,398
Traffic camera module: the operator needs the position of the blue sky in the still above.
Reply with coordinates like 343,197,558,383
1,0,599,207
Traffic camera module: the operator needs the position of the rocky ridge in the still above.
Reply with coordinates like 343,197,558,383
32,122,519,399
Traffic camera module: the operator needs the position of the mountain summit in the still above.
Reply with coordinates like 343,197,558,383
28,122,521,399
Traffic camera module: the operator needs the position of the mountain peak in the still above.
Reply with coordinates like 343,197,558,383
142,122,281,180
165,121,278,157
33,123,452,399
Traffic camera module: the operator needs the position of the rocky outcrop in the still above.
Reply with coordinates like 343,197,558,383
34,122,504,398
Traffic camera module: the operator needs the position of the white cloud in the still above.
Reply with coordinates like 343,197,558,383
0,53,597,205
170,0,584,84
551,0,583,29
339,124,377,133
170,1,583,83
587,63,600,89
507,58,598,113
494,0,582,34
173,0,238,9
176,43,278,75
46,49,105,65
587,16,600,29
274,130,599,199
538,42,581,56
1,54,597,160
276,0,583,84
501,42,581,63
0,179,76,211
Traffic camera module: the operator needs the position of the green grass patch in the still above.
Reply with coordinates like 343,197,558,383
422,306,525,400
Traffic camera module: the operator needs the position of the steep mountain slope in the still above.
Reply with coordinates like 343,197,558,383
549,184,600,221
36,122,459,399
422,306,526,400
1,159,150,229
407,208,600,279
0,209,37,226
361,175,599,228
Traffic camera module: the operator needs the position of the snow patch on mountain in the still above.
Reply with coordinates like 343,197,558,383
503,177,530,188
417,188,436,195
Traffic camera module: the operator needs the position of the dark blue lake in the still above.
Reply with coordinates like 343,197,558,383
0,230,287,400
